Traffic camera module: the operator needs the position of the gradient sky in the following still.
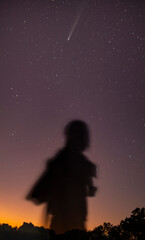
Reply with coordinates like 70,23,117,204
0,0,145,230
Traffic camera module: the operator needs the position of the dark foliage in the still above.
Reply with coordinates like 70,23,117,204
0,207,145,240
90,207,145,240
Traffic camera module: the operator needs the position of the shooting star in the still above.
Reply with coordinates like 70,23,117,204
67,0,89,41
67,10,83,41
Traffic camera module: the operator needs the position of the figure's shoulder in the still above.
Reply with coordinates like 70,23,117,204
46,148,67,167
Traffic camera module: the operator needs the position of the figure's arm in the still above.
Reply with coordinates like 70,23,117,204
87,162,98,197
26,160,52,204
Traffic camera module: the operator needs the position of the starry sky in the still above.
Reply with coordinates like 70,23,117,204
0,0,145,230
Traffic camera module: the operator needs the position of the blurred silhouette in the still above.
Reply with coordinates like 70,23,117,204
26,120,97,234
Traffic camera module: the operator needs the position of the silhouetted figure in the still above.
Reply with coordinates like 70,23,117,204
26,120,97,235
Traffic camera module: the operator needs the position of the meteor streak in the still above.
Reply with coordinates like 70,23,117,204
67,0,89,41
67,12,82,41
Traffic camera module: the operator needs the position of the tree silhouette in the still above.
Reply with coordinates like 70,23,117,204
0,207,145,240
0,223,15,232
91,225,108,240
18,222,36,233
120,207,145,240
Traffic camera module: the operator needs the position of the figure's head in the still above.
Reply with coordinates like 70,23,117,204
64,120,90,152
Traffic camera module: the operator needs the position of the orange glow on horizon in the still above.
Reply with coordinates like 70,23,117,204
0,217,98,231
0,211,100,230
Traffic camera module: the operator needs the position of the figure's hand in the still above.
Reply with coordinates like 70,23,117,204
26,195,41,205
87,186,97,197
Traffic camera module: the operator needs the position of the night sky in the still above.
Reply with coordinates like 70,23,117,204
0,0,145,230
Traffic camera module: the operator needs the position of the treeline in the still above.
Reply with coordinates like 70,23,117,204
0,222,51,240
0,207,145,240
90,207,145,240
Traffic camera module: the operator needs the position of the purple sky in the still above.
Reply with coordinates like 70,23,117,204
0,0,145,229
